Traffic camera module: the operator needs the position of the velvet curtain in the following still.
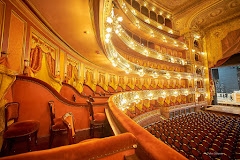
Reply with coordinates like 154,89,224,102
30,46,42,73
221,28,240,59
46,52,56,76
213,28,240,68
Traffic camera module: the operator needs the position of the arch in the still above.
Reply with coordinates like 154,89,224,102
165,18,172,29
133,34,140,43
141,6,149,17
158,15,164,24
132,0,140,12
150,11,157,22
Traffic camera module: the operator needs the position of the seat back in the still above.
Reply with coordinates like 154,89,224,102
48,101,55,125
5,102,20,129
88,95,95,102
86,100,95,121
62,112,76,144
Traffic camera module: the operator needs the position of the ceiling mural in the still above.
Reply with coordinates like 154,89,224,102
149,0,199,12
190,0,240,30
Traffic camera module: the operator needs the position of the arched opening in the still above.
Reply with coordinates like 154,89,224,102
150,11,157,22
158,15,164,24
132,0,140,12
141,6,148,17
165,18,172,29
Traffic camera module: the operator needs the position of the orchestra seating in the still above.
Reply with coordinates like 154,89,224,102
145,111,240,160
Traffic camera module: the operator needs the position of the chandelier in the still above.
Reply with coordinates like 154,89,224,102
105,9,123,43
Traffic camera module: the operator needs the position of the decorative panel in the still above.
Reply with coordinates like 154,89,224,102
0,1,5,53
7,11,26,73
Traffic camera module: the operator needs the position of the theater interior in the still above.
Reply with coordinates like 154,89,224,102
0,0,240,159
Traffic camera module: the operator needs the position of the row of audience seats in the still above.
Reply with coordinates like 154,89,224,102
145,111,240,160
125,105,157,118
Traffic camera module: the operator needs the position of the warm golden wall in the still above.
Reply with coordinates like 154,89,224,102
0,0,209,121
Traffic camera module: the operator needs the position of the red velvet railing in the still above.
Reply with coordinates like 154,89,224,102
107,95,187,160
12,76,89,137
60,82,88,102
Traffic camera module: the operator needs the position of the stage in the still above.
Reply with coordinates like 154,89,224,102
205,105,240,117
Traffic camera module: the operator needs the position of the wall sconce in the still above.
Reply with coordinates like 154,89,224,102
24,59,29,67
165,73,171,79
23,59,30,76
1,51,8,58
152,72,158,78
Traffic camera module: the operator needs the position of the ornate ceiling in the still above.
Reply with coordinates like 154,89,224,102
148,0,240,33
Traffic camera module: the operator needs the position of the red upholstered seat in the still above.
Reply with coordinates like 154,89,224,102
173,140,181,149
222,147,232,158
167,136,174,144
182,144,190,153
160,134,167,142
87,96,106,138
221,153,232,160
198,144,207,153
179,150,188,158
62,112,76,145
191,148,201,157
1,102,40,155
89,112,106,123
182,137,189,145
155,131,161,138
188,155,197,160
52,118,67,131
189,140,197,148
202,152,212,160
211,143,221,152
48,101,68,148
3,120,39,138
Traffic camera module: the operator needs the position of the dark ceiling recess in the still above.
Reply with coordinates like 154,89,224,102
112,0,119,9
221,53,240,67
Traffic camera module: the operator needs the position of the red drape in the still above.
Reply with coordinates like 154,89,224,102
213,28,240,68
30,46,42,73
221,28,240,58
46,52,56,76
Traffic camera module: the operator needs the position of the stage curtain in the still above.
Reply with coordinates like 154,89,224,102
214,28,240,68
221,28,240,59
